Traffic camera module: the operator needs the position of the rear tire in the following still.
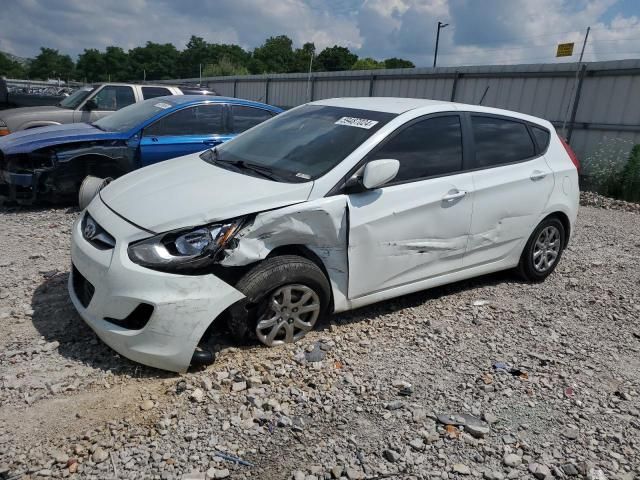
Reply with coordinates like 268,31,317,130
227,255,330,346
518,217,565,282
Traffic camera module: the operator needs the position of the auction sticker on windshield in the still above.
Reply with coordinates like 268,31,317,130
335,117,379,129
154,102,172,109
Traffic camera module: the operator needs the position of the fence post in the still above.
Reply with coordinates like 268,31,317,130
265,78,271,104
369,75,376,97
450,72,460,101
309,76,315,102
567,64,588,144
233,79,237,98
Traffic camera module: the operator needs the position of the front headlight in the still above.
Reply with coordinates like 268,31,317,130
128,218,245,271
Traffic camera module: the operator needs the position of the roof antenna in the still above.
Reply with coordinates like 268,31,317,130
478,85,490,105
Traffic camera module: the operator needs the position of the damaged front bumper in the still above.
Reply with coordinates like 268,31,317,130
0,168,42,203
68,197,245,373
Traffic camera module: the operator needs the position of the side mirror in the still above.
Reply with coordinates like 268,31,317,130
84,99,98,111
361,159,400,190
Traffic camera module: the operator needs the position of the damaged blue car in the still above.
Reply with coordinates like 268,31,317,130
0,95,281,204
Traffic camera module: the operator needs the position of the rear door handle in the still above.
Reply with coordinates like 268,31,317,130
204,139,222,146
442,190,467,202
530,170,547,181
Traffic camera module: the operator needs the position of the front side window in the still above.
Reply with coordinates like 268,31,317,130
471,116,535,167
59,86,95,109
207,105,396,181
92,86,136,111
232,105,274,133
141,87,172,100
144,104,224,136
370,115,463,183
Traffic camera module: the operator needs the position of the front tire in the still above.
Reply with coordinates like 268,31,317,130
518,217,565,282
227,255,331,346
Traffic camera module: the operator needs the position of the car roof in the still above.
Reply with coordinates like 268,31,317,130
310,97,453,114
310,97,550,126
154,95,282,111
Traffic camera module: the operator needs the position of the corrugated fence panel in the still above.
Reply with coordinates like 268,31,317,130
164,59,640,166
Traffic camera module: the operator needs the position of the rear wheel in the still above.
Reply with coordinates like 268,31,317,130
518,217,565,282
227,255,330,346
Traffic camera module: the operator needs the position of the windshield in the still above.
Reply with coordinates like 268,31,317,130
205,105,396,181
58,87,95,109
93,97,178,133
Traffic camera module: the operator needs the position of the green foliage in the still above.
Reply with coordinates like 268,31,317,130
28,47,74,80
384,57,415,69
619,145,640,202
0,52,26,78
202,57,249,77
316,45,358,72
351,57,385,70
583,141,640,203
128,42,180,80
251,35,296,74
5,37,415,81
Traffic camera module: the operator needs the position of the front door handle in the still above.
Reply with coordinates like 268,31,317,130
530,170,547,181
204,139,221,146
442,190,467,202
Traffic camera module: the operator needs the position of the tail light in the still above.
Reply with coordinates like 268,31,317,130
559,136,580,171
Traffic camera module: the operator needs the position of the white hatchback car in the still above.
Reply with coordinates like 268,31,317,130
69,97,579,372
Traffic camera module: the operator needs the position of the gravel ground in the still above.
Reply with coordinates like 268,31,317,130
0,199,639,480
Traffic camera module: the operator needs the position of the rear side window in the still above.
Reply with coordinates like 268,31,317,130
531,126,551,152
141,87,172,100
232,106,274,133
471,116,535,167
370,115,463,183
145,104,224,136
93,85,135,111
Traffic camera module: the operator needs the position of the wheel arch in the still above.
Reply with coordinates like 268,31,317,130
543,211,571,248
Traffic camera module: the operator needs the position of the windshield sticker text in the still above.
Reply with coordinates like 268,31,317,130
154,102,172,109
335,117,379,129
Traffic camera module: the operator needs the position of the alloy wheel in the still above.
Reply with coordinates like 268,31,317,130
255,284,321,346
532,225,561,272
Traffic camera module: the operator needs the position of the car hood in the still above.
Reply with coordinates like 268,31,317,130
0,123,125,155
99,154,314,233
0,105,73,129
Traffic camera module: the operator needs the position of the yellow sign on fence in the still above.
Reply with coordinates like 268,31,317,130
556,43,575,57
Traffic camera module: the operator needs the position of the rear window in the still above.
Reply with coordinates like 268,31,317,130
531,126,551,152
471,115,535,167
142,87,172,100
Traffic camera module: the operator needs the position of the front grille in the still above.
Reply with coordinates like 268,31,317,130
72,265,95,308
82,213,116,250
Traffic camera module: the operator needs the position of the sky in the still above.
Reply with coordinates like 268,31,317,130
1,0,639,68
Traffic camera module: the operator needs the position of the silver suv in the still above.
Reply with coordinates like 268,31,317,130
0,83,215,135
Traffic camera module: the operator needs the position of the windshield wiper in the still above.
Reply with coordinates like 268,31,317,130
220,159,283,181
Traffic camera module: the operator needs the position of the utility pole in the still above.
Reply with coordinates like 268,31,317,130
562,26,590,137
306,46,315,102
433,21,449,68
199,63,202,86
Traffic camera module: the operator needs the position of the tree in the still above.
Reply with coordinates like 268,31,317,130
0,52,26,78
129,42,179,80
384,57,415,69
293,42,316,72
103,46,131,81
351,57,385,70
76,48,105,82
315,45,357,72
251,35,296,73
202,56,249,77
28,47,74,80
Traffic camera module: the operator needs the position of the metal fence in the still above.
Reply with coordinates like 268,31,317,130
162,59,640,168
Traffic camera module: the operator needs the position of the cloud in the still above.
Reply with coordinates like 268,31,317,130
0,0,638,68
